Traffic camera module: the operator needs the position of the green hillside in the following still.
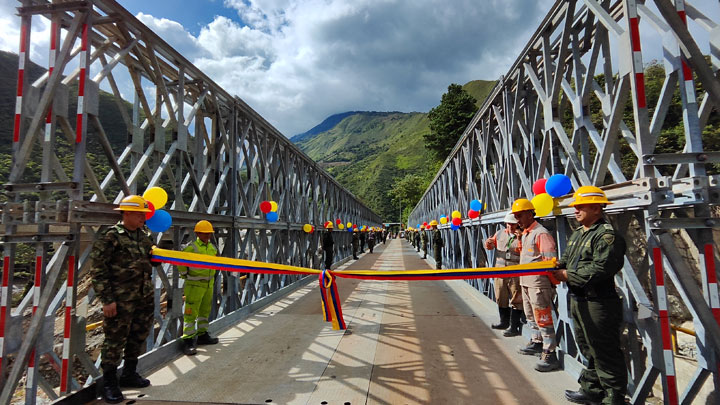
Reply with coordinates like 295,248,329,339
463,80,496,109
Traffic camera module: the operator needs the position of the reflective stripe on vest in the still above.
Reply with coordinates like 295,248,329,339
186,241,215,281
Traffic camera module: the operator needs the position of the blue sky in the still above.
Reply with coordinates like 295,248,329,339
1,0,719,137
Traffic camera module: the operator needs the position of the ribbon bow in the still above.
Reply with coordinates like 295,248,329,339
319,270,346,330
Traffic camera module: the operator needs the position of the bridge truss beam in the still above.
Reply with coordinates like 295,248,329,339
0,0,380,403
410,0,720,403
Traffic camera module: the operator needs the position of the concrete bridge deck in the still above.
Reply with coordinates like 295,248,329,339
108,238,576,405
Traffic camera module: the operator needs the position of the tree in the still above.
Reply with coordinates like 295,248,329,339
389,174,428,224
425,84,478,161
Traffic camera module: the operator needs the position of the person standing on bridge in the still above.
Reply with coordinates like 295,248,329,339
414,229,421,252
431,221,443,269
512,198,560,372
551,187,627,405
420,225,429,259
484,212,523,336
322,221,335,269
178,220,220,356
351,228,360,259
359,227,366,253
90,195,155,403
368,227,376,253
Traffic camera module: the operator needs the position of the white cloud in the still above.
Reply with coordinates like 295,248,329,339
3,0,719,138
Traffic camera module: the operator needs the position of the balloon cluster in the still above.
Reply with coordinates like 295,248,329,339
450,210,462,230
143,187,172,232
346,222,353,232
260,200,279,222
468,199,482,219
531,174,572,216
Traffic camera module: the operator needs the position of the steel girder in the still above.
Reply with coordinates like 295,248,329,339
0,0,380,403
410,0,720,403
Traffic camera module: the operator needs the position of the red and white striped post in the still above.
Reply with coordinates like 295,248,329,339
674,1,697,105
0,256,10,379
76,22,88,144
626,1,647,110
44,22,58,143
13,22,29,144
25,255,44,400
60,255,75,393
653,247,679,405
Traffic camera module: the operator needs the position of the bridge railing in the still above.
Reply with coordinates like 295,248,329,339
410,0,720,403
0,0,381,402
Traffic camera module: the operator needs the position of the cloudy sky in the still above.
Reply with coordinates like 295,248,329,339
0,0,718,137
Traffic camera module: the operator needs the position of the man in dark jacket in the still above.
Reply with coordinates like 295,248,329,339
322,222,335,270
351,228,359,259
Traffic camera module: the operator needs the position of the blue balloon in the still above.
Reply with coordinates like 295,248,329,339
146,209,172,232
470,199,482,212
347,227,353,232
545,174,572,197
266,211,279,222
450,224,459,230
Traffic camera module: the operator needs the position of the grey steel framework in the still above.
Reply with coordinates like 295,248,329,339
0,0,380,403
410,0,720,403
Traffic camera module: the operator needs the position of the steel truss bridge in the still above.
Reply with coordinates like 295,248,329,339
409,0,720,403
0,0,718,403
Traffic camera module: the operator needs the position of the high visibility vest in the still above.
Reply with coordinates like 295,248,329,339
519,221,557,288
178,238,218,282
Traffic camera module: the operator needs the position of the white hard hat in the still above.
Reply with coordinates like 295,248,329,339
503,212,518,224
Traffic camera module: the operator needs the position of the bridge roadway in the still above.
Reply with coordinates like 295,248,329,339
109,238,575,405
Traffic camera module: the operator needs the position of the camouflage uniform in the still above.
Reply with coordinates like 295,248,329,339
558,220,627,404
90,222,155,370
432,229,443,269
420,230,428,258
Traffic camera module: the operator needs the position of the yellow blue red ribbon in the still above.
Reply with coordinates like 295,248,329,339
151,248,556,330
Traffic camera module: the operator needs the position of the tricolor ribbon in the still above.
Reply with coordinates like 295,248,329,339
151,248,557,329
319,270,346,330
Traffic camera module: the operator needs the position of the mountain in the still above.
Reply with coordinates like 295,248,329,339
293,80,496,221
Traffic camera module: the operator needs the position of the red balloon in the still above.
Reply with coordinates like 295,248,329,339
423,221,428,226
260,201,272,214
336,218,342,225
533,178,548,195
468,209,479,219
353,224,358,228
452,217,462,226
145,201,156,220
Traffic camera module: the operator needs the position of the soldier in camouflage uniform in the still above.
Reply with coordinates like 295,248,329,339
420,227,428,259
90,195,155,403
351,228,359,259
431,221,443,269
552,186,627,405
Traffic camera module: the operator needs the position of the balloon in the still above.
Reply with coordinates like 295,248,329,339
146,209,171,232
545,174,572,197
452,217,462,226
303,224,312,233
260,201,272,214
336,218,342,225
353,224,357,228
270,201,278,212
347,222,352,228
440,216,448,225
468,209,479,219
145,201,156,220
450,224,459,230
423,222,428,227
470,199,482,211
338,223,345,230
451,210,461,219
310,226,315,233
266,211,279,222
531,193,555,217
532,178,548,195
143,187,168,210
347,227,353,232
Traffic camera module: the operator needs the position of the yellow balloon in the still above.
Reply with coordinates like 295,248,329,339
338,224,345,230
531,193,555,217
303,224,312,233
142,187,168,210
440,217,448,225
347,222,352,228
270,201,278,212
451,210,461,219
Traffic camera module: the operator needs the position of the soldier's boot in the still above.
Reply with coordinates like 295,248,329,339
182,337,197,355
101,366,124,404
491,307,511,329
196,332,219,345
518,341,543,356
564,390,602,405
503,309,524,337
535,350,560,372
119,359,151,388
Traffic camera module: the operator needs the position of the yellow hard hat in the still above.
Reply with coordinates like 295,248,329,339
511,198,534,213
325,221,334,229
194,220,214,233
430,220,438,226
353,228,359,232
569,186,612,206
114,195,151,212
